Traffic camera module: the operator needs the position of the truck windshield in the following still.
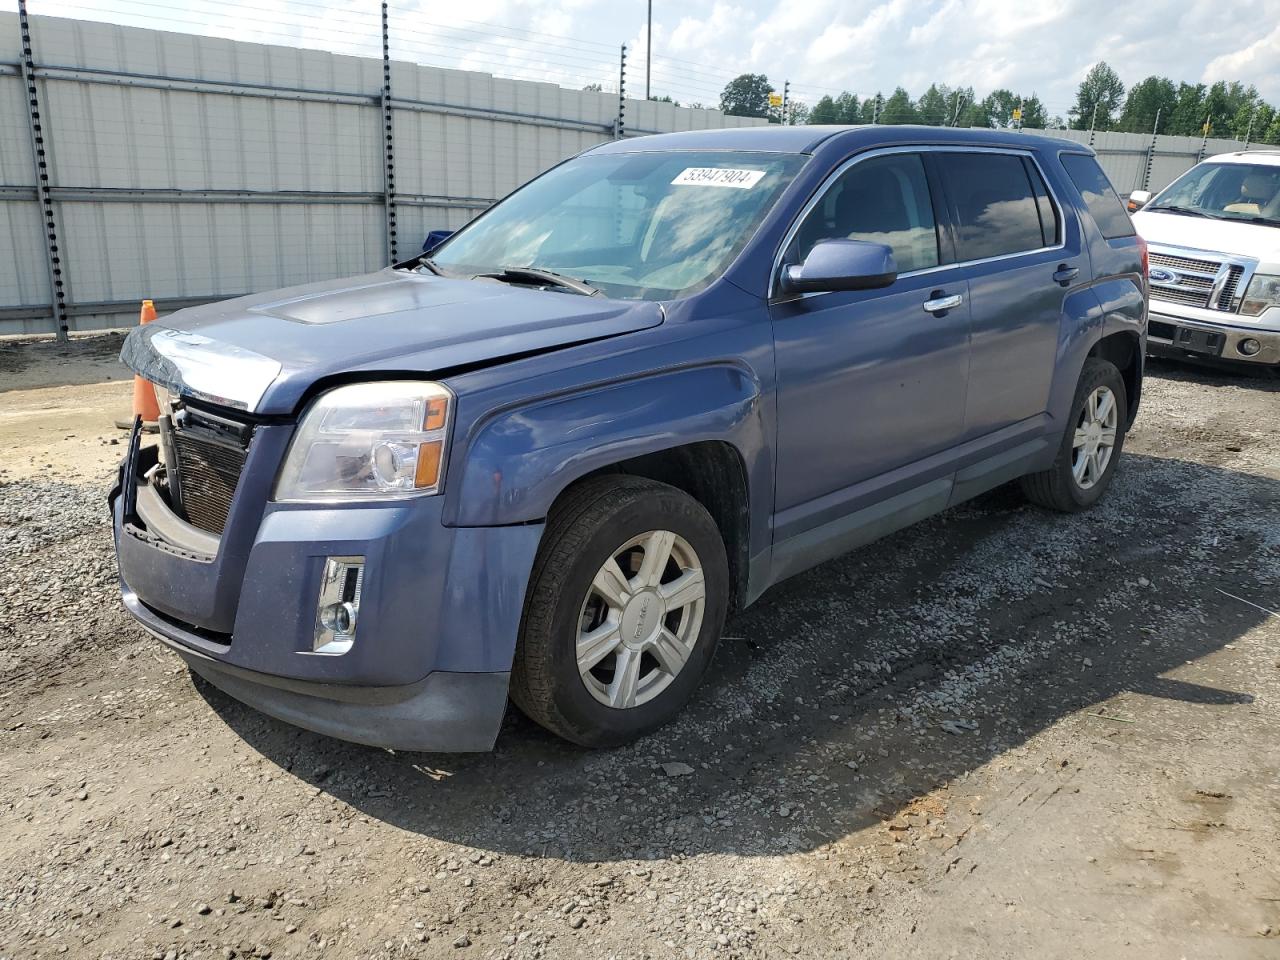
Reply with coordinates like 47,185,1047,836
1147,162,1280,225
427,150,807,300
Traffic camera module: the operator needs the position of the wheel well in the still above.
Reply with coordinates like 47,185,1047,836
1088,331,1142,426
562,441,751,615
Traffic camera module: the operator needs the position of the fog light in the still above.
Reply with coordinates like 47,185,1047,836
313,556,363,655
1238,338,1262,357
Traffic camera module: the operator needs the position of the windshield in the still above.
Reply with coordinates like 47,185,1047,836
427,150,807,300
1147,161,1280,225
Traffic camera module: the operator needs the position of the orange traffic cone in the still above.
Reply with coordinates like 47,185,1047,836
117,300,161,430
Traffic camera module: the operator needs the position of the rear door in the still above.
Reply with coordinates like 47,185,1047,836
933,150,1082,442
770,150,970,551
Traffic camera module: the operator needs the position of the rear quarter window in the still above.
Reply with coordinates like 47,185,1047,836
1060,154,1135,239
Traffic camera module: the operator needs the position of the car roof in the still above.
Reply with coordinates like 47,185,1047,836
586,124,1088,156
1205,150,1280,167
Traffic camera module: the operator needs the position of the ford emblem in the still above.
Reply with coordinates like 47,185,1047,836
1149,267,1178,284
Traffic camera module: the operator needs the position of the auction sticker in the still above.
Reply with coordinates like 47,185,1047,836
671,167,766,189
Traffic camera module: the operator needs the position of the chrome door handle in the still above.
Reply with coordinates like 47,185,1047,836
923,293,963,313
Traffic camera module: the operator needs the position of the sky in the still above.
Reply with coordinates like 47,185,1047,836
30,0,1280,118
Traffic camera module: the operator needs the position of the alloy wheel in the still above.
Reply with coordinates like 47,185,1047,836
1072,385,1118,490
575,530,706,709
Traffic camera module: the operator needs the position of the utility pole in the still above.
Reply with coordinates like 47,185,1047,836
645,0,652,101
1244,106,1257,148
872,93,881,123
615,43,627,138
1198,113,1211,162
781,79,789,125
1088,102,1099,148
949,92,965,127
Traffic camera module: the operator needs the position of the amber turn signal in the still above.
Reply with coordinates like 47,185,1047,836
424,396,448,431
415,440,443,488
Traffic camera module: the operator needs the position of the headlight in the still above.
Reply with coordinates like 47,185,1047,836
274,381,453,502
1240,274,1280,317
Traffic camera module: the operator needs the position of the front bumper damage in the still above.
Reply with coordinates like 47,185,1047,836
109,423,543,752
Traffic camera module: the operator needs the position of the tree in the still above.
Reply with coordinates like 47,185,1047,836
1265,113,1280,145
1170,82,1206,135
880,86,917,124
1019,94,1048,129
977,88,1022,127
719,73,773,119
809,94,840,124
915,83,951,126
1202,81,1255,138
1069,61,1124,130
1243,103,1277,144
786,101,811,125
1118,76,1177,133
834,92,860,123
859,93,883,124
581,82,603,93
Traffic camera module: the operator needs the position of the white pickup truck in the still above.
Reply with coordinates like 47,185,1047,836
1130,150,1280,369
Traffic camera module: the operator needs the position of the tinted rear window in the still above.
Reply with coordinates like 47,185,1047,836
1060,154,1135,239
936,153,1047,260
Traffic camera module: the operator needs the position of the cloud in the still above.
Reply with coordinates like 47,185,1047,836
1202,23,1280,100
41,0,1280,112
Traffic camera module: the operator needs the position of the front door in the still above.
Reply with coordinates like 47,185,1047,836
770,151,970,563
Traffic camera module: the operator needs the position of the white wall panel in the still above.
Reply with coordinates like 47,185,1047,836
8,10,1257,337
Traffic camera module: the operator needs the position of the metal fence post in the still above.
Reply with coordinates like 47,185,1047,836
18,0,69,340
380,2,398,263
615,44,626,139
1141,108,1160,191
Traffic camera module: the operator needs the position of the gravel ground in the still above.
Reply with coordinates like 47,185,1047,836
1,337,1278,960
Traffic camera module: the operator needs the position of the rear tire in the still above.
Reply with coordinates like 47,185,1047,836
510,475,729,747
1021,357,1128,512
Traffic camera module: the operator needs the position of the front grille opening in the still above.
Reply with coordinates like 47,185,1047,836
1149,252,1218,274
162,405,254,536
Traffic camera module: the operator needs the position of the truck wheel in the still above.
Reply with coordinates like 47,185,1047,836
1021,357,1128,512
511,475,729,747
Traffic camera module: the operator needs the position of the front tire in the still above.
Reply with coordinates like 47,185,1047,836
1021,357,1128,512
510,476,729,747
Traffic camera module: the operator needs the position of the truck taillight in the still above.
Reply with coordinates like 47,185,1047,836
1136,234,1149,280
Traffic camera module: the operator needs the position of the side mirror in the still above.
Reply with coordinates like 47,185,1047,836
423,229,454,254
781,239,898,295
1127,190,1152,212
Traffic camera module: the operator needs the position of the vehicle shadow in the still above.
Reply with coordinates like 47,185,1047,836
196,451,1278,861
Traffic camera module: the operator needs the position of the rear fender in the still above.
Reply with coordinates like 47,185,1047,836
1050,277,1144,426
444,363,767,534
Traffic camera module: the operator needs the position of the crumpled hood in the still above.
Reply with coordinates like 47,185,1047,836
1133,210,1280,273
120,268,663,414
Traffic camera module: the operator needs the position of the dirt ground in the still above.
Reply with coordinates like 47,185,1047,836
1,335,1278,960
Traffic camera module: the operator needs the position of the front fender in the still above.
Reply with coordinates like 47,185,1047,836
444,363,765,527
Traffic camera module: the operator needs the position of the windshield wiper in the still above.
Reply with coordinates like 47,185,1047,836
1243,215,1280,227
1144,204,1217,219
417,257,445,276
478,266,600,296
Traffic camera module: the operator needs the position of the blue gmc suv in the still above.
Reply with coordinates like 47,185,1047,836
111,126,1147,751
